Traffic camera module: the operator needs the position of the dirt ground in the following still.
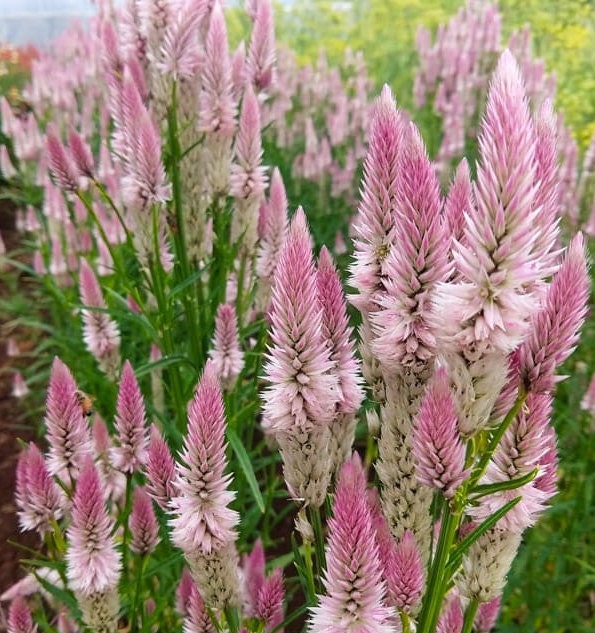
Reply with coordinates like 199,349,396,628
0,201,38,601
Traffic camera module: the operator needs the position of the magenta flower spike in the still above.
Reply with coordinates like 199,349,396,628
68,128,94,178
309,454,397,633
246,0,276,92
444,159,473,248
436,50,544,355
7,596,36,633
145,424,178,509
472,392,557,533
170,361,238,553
412,367,468,497
387,531,425,615
44,357,92,479
350,85,405,314
243,539,266,616
130,486,160,555
230,84,268,203
112,360,148,473
436,595,463,633
262,207,338,434
209,303,244,390
318,246,364,415
66,456,121,596
176,566,195,616
198,2,236,138
183,582,216,633
474,597,501,633
519,232,590,394
371,123,450,373
46,125,78,191
15,442,63,536
79,258,121,378
256,568,285,633
157,9,202,80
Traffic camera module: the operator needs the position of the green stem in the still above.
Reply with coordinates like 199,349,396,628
400,611,413,633
224,606,241,633
461,599,480,633
308,505,326,592
92,179,134,248
302,538,317,605
121,474,134,579
417,502,461,633
130,554,149,633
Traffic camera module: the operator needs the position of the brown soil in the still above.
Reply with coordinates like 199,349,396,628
0,200,38,601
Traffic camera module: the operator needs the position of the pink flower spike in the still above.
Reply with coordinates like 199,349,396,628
15,443,63,536
229,84,268,203
256,568,285,633
68,129,94,178
198,2,236,138
157,9,202,80
246,0,276,92
412,367,468,497
444,159,473,248
209,303,244,390
387,531,425,614
350,85,405,313
169,361,239,555
7,596,36,633
437,594,463,633
309,453,397,633
66,456,121,596
79,258,121,378
262,207,338,433
44,357,92,478
317,246,363,415
243,539,266,617
519,232,590,394
145,424,177,509
176,567,195,616
112,360,148,473
474,597,501,633
130,486,160,555
46,125,78,191
183,582,216,633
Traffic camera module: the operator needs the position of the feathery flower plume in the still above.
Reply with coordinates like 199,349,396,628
130,486,160,555
169,361,240,608
434,50,543,356
443,159,473,248
112,360,147,473
68,128,94,178
183,581,216,633
243,539,266,617
474,597,501,633
15,443,63,536
79,258,121,379
46,125,78,191
209,303,244,390
245,0,276,93
412,367,467,498
256,568,285,633
66,456,120,631
7,597,36,633
156,9,202,80
350,85,405,313
176,567,195,616
198,2,236,138
44,357,92,479
92,415,126,503
145,424,177,509
262,208,338,506
436,594,463,633
372,123,450,373
519,232,590,394
309,454,397,633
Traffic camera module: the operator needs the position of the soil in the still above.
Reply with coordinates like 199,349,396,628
0,200,38,603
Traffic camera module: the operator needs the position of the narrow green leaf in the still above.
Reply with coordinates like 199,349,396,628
470,468,538,500
227,428,265,513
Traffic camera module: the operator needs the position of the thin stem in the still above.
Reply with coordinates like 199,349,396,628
400,611,413,633
130,554,149,633
461,599,480,633
224,606,241,633
308,505,326,592
121,474,134,579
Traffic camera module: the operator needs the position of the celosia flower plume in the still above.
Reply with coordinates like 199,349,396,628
209,303,244,390
145,423,178,509
130,486,160,555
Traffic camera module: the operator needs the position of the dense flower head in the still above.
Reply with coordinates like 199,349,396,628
66,456,121,596
67,128,94,178
317,246,364,414
245,0,276,92
309,454,397,633
262,207,338,433
256,568,285,633
7,596,37,633
350,85,405,313
112,360,148,473
444,159,473,249
183,580,216,633
130,486,160,555
44,357,92,478
475,597,501,633
519,232,590,394
46,124,78,191
156,7,202,79
145,424,178,508
371,123,450,372
412,367,468,497
436,594,463,633
209,303,244,389
170,361,239,554
242,539,266,617
434,50,546,357
15,442,63,535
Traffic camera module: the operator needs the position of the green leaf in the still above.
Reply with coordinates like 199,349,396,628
447,496,522,574
470,469,538,500
227,428,265,513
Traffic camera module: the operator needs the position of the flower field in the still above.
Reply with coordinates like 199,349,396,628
0,1,593,632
